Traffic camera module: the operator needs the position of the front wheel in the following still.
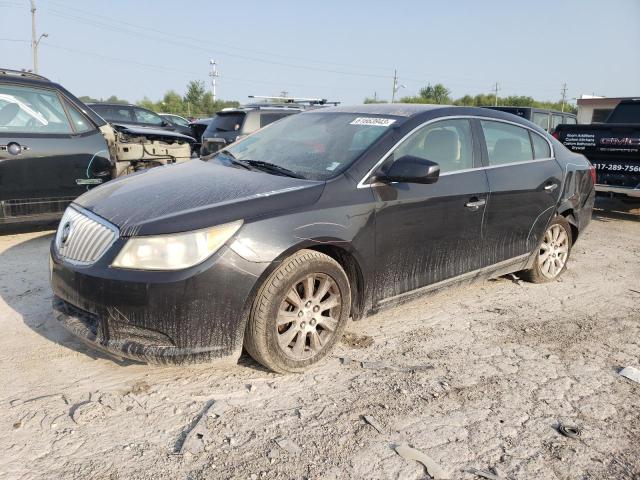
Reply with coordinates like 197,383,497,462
244,249,351,373
521,216,573,283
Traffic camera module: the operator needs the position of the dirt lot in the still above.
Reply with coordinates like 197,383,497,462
1,200,639,480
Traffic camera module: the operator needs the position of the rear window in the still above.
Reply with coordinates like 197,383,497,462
606,103,640,123
206,113,246,134
592,109,613,123
564,116,577,125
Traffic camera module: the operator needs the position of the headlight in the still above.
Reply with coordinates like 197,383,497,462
111,220,243,270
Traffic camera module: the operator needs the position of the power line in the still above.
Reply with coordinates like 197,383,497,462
40,6,393,80
46,0,394,74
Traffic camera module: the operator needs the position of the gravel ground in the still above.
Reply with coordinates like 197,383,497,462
0,199,638,480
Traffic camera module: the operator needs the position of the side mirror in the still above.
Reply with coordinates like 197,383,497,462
376,155,440,184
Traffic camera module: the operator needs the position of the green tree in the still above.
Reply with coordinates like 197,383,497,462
184,80,206,110
400,83,451,104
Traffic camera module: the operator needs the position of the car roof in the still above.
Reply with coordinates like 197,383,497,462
300,103,551,135
313,103,447,117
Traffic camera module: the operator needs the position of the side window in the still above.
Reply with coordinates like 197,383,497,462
259,113,288,128
532,112,550,131
393,119,474,173
551,114,564,130
564,116,577,125
134,108,164,126
530,132,551,159
64,101,94,133
98,106,133,123
480,120,533,165
168,115,189,127
0,84,73,134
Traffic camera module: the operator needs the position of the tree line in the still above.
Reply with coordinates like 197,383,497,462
80,80,576,118
80,80,239,118
365,83,576,113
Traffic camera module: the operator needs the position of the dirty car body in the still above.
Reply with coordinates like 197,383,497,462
0,70,194,227
50,104,595,367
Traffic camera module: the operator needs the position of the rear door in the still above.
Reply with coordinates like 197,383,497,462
0,82,111,223
479,119,562,265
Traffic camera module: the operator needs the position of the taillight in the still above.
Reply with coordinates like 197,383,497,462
589,164,596,184
551,130,560,140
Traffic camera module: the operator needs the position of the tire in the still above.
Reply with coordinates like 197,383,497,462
521,215,573,283
244,249,351,373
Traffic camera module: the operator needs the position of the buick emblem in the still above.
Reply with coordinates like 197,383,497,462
61,222,72,244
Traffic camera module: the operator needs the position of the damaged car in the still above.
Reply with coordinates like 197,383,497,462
50,104,595,372
0,69,194,227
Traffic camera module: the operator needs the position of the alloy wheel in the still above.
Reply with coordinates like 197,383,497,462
539,224,569,279
276,273,341,360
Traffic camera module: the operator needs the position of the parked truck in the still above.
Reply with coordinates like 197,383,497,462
554,99,640,199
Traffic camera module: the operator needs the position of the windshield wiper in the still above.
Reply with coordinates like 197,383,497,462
215,150,252,170
242,160,305,179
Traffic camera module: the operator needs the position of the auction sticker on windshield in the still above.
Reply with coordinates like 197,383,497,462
350,117,396,127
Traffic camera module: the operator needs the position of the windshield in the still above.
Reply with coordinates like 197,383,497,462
206,112,246,133
221,112,398,180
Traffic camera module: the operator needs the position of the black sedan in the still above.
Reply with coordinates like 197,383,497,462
50,104,595,372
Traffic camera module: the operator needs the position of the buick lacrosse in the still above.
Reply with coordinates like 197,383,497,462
51,104,595,372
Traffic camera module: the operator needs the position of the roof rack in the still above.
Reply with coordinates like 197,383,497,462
242,102,305,111
248,95,340,106
0,68,50,81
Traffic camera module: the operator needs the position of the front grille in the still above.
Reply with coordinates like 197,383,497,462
55,206,118,264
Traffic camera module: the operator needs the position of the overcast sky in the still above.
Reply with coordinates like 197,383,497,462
2,0,639,106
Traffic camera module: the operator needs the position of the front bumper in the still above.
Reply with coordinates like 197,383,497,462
50,242,269,364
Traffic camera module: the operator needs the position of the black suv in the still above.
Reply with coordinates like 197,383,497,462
88,103,194,138
200,105,301,156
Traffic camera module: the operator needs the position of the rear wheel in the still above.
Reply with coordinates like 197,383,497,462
244,249,351,373
522,216,573,283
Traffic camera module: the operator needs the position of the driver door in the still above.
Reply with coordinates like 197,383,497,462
372,118,490,304
0,82,111,223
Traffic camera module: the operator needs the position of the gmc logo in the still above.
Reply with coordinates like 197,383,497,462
600,137,640,146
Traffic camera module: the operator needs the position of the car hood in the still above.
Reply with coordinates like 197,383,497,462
112,123,196,143
74,159,325,236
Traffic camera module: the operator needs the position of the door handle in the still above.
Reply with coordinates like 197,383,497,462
0,142,29,156
465,198,486,210
544,183,558,193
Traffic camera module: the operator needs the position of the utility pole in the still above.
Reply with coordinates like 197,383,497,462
560,82,568,112
209,60,219,102
30,0,37,73
391,70,405,103
29,1,48,74
391,70,398,103
493,82,500,106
